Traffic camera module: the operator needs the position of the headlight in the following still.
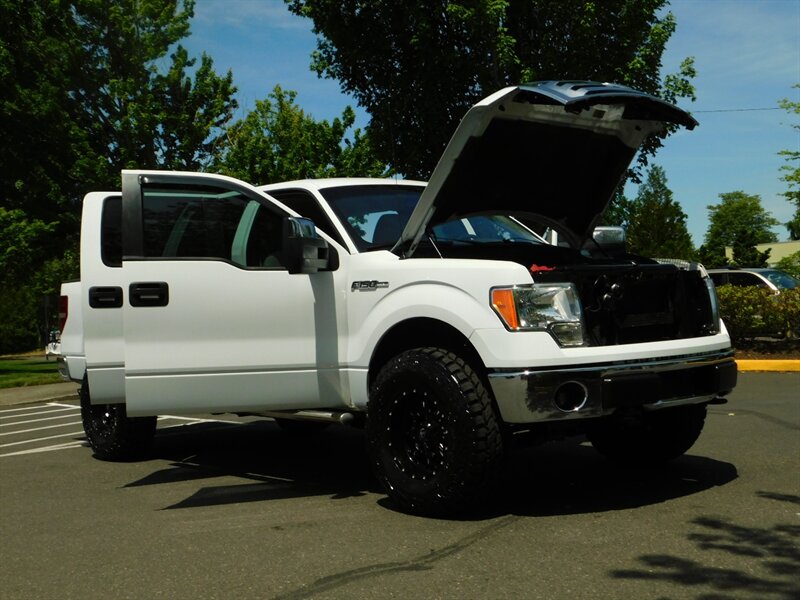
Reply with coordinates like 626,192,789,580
491,283,586,346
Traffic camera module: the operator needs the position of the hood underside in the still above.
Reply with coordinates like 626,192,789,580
400,81,698,256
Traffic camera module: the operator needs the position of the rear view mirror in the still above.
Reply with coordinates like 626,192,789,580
283,217,332,274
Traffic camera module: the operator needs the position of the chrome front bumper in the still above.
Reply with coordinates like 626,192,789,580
487,350,737,424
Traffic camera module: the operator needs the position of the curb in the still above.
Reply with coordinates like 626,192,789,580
0,383,80,408
735,359,800,373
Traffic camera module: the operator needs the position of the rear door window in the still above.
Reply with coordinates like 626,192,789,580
140,184,284,268
101,196,122,267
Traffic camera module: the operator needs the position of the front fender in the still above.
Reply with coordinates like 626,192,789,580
347,279,501,368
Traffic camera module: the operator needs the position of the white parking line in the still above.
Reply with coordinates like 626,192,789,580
0,431,85,449
0,405,59,414
0,421,83,437
0,441,86,458
0,403,244,457
0,406,78,420
0,413,83,427
48,402,79,409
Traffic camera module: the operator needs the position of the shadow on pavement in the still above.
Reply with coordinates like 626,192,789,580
121,421,739,518
503,439,738,517
609,492,800,600
125,420,375,509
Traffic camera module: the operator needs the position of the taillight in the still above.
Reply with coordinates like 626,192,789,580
58,295,68,332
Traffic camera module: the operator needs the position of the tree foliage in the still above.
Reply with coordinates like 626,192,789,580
0,0,238,351
716,286,800,343
775,251,800,280
71,0,238,187
598,191,630,228
215,86,387,184
0,208,56,285
1,0,237,216
697,191,779,268
621,165,694,259
0,0,85,259
778,84,800,240
288,0,696,179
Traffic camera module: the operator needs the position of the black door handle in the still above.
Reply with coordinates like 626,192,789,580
129,282,169,307
89,286,123,309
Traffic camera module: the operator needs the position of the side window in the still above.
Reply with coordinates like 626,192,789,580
268,189,347,249
101,196,122,267
141,185,250,262
727,273,766,288
709,273,727,287
239,203,285,268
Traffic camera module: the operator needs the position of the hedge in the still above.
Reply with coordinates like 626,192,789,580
715,285,800,343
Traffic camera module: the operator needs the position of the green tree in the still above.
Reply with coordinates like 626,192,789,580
288,0,696,179
778,84,799,239
72,0,238,186
599,191,631,228
729,227,771,268
697,191,779,268
0,208,56,285
775,250,800,279
0,0,86,263
623,165,694,259
0,0,237,352
0,208,78,353
215,86,387,184
2,0,237,216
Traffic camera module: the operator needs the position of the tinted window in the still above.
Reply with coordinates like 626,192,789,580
727,272,767,288
268,189,347,248
762,269,799,290
244,204,285,268
433,215,547,245
142,186,248,259
708,273,727,287
140,184,283,267
101,196,122,267
320,185,422,251
320,185,546,251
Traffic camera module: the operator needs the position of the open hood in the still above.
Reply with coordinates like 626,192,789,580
399,81,698,256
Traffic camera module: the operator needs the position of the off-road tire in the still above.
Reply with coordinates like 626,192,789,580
587,404,707,465
366,347,503,516
80,377,156,461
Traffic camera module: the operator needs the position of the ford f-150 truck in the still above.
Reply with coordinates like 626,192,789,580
58,81,737,514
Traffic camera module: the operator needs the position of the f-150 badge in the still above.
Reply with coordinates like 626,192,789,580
351,280,389,291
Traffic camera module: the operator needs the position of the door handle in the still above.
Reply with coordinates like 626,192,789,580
89,286,123,309
129,282,169,307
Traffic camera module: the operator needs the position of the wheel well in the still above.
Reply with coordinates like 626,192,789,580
368,318,487,389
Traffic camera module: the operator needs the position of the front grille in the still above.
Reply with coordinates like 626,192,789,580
538,264,715,346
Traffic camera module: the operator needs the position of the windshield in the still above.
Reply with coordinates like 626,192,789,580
763,270,799,290
320,184,547,251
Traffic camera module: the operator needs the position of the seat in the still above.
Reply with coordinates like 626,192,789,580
372,213,403,246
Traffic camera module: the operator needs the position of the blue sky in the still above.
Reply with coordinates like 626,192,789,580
182,0,800,245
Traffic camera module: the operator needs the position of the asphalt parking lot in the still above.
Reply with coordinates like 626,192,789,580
1,373,798,600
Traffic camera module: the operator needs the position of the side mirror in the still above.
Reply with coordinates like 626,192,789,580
283,217,331,274
591,226,626,255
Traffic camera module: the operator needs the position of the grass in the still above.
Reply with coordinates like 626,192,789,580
0,357,63,389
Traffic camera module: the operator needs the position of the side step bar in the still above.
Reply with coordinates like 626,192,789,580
254,410,358,425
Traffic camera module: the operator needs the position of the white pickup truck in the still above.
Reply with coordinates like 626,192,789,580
59,81,737,514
